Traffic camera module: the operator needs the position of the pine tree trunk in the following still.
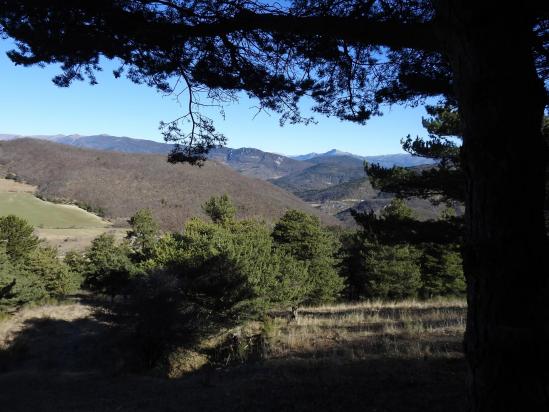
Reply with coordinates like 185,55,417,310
436,2,549,410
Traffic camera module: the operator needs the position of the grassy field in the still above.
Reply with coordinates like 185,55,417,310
0,178,125,253
0,191,109,229
0,298,467,411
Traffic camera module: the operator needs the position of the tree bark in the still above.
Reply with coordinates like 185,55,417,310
437,2,549,410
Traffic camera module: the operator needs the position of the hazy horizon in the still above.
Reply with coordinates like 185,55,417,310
0,132,426,158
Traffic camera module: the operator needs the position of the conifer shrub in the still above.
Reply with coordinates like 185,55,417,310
272,210,344,304
127,208,160,261
0,217,76,309
361,242,422,299
0,215,40,263
419,244,465,298
25,246,76,296
82,234,138,299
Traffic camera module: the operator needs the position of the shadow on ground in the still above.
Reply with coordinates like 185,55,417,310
0,301,467,412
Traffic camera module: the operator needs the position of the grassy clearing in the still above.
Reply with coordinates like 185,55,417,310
266,298,466,362
0,298,467,411
35,227,127,254
0,178,124,252
0,192,108,229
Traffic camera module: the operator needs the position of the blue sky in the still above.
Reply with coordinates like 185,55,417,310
0,40,430,156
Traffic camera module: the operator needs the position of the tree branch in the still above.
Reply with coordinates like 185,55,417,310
174,12,439,52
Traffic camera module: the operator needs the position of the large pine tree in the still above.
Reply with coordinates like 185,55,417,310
1,1,548,409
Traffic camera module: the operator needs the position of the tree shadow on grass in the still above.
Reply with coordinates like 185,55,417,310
0,356,466,412
0,303,467,412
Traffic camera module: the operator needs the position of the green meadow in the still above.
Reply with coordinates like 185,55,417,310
0,191,108,229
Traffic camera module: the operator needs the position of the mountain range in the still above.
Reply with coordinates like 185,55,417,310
0,133,443,224
0,139,340,230
290,148,436,169
0,133,435,172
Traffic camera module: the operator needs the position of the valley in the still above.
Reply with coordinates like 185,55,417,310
0,134,445,224
0,139,341,232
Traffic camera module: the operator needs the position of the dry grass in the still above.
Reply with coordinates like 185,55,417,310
0,301,93,350
0,178,36,193
0,298,467,411
266,298,466,362
35,227,127,254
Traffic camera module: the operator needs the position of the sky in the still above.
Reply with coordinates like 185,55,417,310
0,39,431,156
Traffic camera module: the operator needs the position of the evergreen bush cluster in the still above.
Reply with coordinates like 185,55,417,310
1,195,465,369
0,215,79,310
341,199,465,300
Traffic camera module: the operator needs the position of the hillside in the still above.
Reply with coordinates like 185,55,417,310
291,149,437,168
1,134,435,181
0,139,340,231
1,134,311,181
300,177,377,203
0,133,173,154
208,147,311,179
0,178,124,253
269,155,366,195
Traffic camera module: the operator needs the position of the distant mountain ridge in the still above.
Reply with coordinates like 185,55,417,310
0,139,341,230
0,134,444,226
0,134,310,180
0,134,435,170
291,148,436,168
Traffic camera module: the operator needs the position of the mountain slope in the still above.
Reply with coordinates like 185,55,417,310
0,133,174,154
0,139,340,231
208,147,311,179
291,148,437,168
269,155,366,195
0,134,309,180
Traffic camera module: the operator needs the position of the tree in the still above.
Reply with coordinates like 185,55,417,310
380,198,416,221
127,208,160,260
362,241,422,300
83,234,136,300
202,194,237,225
25,246,76,296
0,215,40,263
419,243,465,298
272,210,344,304
366,103,464,204
1,2,548,409
0,242,47,309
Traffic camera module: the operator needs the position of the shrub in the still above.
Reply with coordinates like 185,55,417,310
341,234,422,300
141,233,184,270
25,246,76,296
0,243,47,309
419,244,465,298
127,208,160,260
202,194,236,224
0,215,40,263
272,210,344,304
63,250,87,288
83,234,137,299
362,242,422,299
180,218,311,314
123,271,185,370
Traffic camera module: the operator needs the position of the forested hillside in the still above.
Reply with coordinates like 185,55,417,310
0,139,340,230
